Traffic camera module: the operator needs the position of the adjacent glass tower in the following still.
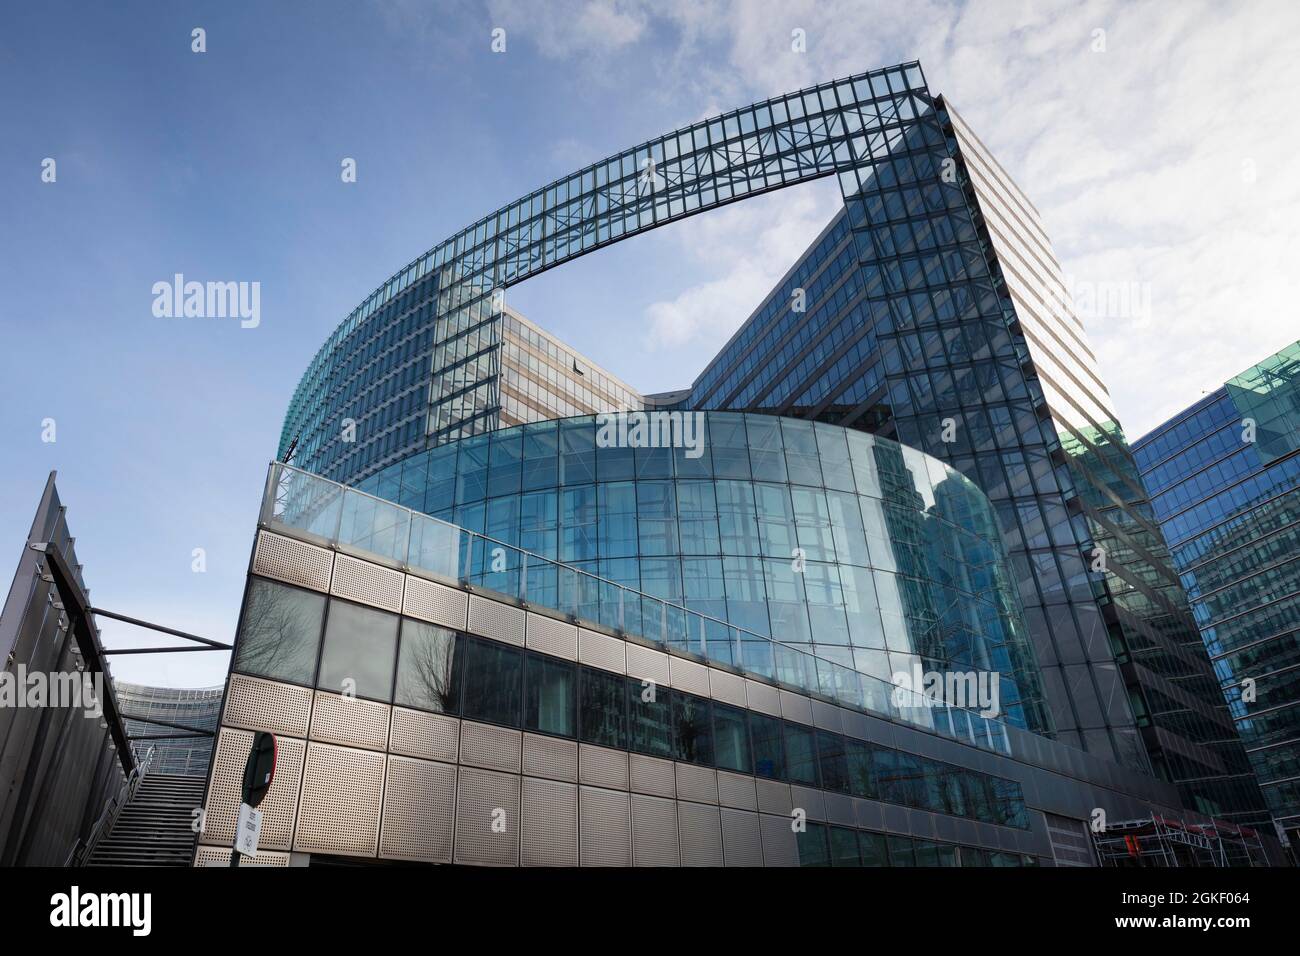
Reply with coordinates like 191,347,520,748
1134,341,1300,843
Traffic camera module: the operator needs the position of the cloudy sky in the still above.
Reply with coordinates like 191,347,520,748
3,0,1297,686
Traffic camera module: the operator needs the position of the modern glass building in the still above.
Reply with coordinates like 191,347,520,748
227,61,1284,866
116,681,223,776
1134,341,1300,845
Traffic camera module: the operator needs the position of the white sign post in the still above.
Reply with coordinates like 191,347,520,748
235,802,262,860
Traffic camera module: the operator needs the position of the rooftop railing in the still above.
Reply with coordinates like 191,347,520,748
261,461,1018,758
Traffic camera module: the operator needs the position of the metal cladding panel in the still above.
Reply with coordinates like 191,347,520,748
676,801,723,867
193,845,290,868
631,794,680,866
668,656,710,696
721,808,764,867
825,792,857,827
522,733,578,782
744,679,781,717
525,612,578,660
841,708,870,741
521,776,578,867
223,673,312,738
624,642,671,687
629,754,676,798
379,755,455,863
309,691,390,751
294,741,385,857
330,553,404,612
579,744,629,790
403,575,468,630
454,768,521,866
811,699,843,733
252,530,333,592
578,628,626,673
388,708,460,763
790,785,826,822
206,728,303,850
755,778,793,816
760,813,800,867
855,797,885,832
779,690,814,725
467,595,525,647
460,721,523,773
675,762,718,804
579,786,631,867
708,668,747,707
717,770,758,811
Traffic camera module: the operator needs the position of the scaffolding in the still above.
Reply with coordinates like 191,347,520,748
1092,813,1269,867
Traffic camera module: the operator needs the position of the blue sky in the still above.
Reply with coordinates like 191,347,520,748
3,0,1298,687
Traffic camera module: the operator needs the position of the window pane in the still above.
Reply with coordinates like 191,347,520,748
628,679,674,757
461,638,523,726
233,578,324,685
579,667,626,749
829,826,862,866
797,822,830,866
318,600,398,701
672,693,713,765
395,620,460,713
524,653,575,737
750,712,785,780
712,703,751,773
784,721,820,786
887,834,916,866
817,731,850,793
846,739,878,798
859,830,888,866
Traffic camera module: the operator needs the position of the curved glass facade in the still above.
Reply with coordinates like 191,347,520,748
352,413,1048,732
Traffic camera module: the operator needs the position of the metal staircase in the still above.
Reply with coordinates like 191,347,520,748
84,772,206,867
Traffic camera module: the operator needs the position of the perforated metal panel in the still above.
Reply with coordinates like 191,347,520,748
631,794,679,866
708,668,747,707
755,778,793,816
760,812,800,867
403,574,467,630
521,776,578,867
677,801,723,867
579,744,629,790
745,679,781,717
779,690,814,725
668,656,710,696
193,845,290,867
790,785,825,822
309,691,390,751
717,770,757,811
330,552,404,612
624,642,670,687
205,728,303,850
578,628,625,673
294,741,385,857
629,754,675,797
525,613,577,660
460,721,522,773
579,786,631,867
389,707,459,763
454,768,520,866
223,673,312,738
379,755,455,863
467,595,525,647
811,699,843,733
721,808,764,867
825,792,856,826
252,530,333,592
522,733,578,782
675,763,718,804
